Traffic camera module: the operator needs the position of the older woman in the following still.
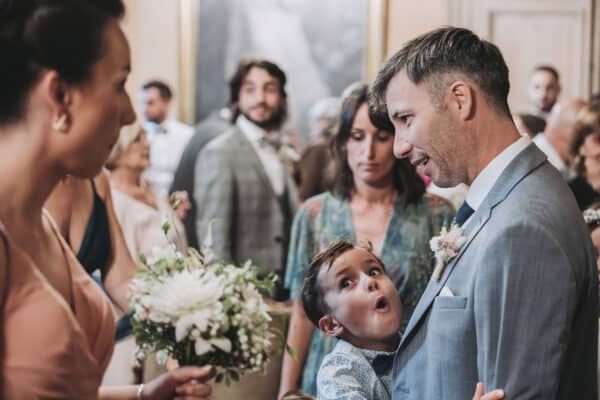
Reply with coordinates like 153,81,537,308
106,124,188,262
0,0,211,398
569,101,600,209
278,84,453,397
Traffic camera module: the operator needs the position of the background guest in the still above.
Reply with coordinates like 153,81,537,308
533,98,586,179
107,123,188,261
569,101,600,209
139,80,193,199
0,0,213,397
297,97,341,202
194,59,298,299
278,84,452,397
528,64,561,119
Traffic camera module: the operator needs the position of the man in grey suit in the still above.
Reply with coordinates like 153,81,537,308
194,59,298,300
370,27,598,399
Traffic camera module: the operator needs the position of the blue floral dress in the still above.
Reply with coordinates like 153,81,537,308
284,191,453,395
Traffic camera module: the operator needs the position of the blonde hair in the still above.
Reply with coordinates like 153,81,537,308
570,103,600,174
106,124,144,169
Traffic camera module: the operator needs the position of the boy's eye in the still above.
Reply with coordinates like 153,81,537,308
369,267,382,276
340,278,351,289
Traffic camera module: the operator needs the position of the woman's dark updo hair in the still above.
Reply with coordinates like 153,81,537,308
0,0,125,125
331,82,425,204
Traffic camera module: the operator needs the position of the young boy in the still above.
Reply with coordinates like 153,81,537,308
302,240,402,399
303,240,505,400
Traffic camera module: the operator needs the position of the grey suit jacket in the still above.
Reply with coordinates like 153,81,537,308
393,144,598,399
193,126,298,295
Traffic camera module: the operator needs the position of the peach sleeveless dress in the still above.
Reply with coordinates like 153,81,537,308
2,215,115,399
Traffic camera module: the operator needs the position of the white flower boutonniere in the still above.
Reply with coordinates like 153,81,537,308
429,224,467,282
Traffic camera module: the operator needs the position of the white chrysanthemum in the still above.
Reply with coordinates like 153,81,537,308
150,270,222,313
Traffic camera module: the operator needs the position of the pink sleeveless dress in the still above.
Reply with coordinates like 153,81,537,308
2,216,115,399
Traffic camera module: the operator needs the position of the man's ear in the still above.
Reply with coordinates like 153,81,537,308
318,315,344,337
447,80,474,121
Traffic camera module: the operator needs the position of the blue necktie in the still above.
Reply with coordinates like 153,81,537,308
372,353,395,376
455,201,474,226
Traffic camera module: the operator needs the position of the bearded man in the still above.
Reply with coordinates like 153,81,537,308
194,59,298,300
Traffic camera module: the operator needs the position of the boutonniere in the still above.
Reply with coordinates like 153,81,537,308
429,224,466,281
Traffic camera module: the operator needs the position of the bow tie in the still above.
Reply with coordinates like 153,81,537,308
259,135,282,151
371,353,394,376
455,201,474,226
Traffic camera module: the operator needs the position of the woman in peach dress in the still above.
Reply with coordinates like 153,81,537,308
0,0,213,398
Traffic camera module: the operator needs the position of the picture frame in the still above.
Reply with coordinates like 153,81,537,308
177,0,388,132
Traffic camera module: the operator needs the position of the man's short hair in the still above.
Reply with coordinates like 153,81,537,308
301,240,384,327
370,26,511,119
142,80,173,100
531,65,560,82
228,58,287,122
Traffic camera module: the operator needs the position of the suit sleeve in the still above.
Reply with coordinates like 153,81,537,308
194,144,234,262
474,223,577,398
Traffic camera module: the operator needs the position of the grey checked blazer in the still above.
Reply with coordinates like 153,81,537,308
193,126,298,294
393,144,598,399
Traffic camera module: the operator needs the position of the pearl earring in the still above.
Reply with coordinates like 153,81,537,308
52,114,68,132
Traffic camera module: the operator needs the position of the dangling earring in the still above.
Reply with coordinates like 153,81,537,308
52,114,68,132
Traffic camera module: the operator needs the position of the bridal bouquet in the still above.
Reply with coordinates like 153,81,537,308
129,228,277,384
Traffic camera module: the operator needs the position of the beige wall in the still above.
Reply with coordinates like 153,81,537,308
121,0,182,122
385,0,445,57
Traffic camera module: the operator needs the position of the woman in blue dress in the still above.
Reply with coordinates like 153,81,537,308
278,83,453,398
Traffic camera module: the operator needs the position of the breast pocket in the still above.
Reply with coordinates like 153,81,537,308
433,295,467,310
428,295,477,398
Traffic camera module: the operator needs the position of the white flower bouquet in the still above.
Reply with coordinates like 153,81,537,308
129,230,277,384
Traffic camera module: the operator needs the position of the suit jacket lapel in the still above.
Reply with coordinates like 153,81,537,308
399,143,548,347
400,206,491,347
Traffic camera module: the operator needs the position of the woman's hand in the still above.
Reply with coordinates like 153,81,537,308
142,365,215,400
472,382,504,400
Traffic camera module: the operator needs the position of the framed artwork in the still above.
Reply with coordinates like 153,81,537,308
178,0,388,139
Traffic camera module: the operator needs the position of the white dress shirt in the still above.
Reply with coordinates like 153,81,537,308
144,119,193,199
237,115,285,196
532,133,569,179
464,135,531,226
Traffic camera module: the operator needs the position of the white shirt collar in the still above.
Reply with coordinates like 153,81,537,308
466,135,531,211
532,133,567,174
237,115,268,142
